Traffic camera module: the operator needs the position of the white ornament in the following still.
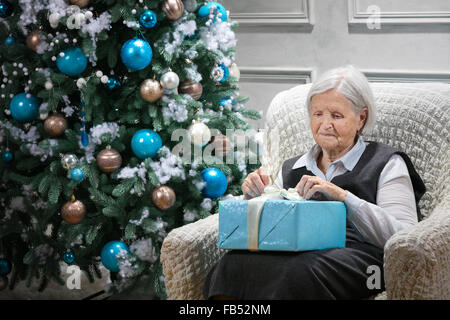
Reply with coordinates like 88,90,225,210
96,70,103,77
49,12,61,28
100,75,109,84
188,120,211,147
160,71,179,90
85,11,93,19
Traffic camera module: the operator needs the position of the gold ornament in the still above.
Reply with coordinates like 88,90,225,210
26,30,41,52
163,0,184,21
179,80,203,100
188,119,211,147
61,196,86,224
44,113,67,137
152,186,176,210
96,146,122,173
140,79,163,103
69,0,90,8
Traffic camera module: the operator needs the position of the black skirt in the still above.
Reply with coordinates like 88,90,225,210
203,225,385,300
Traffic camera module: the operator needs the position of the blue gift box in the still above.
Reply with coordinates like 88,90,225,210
218,199,347,251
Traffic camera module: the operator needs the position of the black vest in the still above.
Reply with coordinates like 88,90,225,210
281,141,426,221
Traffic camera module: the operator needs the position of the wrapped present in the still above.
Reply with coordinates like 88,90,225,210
218,186,347,251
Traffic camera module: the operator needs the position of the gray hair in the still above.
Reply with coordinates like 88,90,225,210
306,65,376,135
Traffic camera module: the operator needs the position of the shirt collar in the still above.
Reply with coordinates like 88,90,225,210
292,137,366,171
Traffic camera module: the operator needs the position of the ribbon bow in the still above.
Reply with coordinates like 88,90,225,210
247,186,305,251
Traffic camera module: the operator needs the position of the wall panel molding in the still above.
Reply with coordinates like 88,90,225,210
363,69,450,83
230,0,314,26
239,67,313,84
348,0,450,26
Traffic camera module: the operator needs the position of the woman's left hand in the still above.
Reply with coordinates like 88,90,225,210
295,175,348,202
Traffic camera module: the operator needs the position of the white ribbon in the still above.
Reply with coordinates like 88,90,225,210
247,186,304,251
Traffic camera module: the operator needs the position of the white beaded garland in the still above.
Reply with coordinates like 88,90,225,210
45,81,53,90
76,78,87,88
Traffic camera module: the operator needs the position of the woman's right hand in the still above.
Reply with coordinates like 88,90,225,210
242,167,270,200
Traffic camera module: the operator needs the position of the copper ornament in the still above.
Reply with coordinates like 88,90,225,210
152,186,176,210
179,79,203,100
163,0,184,21
96,146,122,173
69,0,90,8
140,79,163,103
44,113,67,137
61,199,86,224
26,30,41,52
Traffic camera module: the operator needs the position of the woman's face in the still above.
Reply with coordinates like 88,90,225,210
310,89,367,153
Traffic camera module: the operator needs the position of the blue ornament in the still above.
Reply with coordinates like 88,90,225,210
105,76,121,91
1,151,13,163
219,64,229,82
70,168,84,182
100,241,130,273
9,93,39,123
0,259,11,276
56,47,87,77
201,168,228,199
4,36,15,46
131,129,162,160
120,37,152,71
139,10,157,29
220,97,235,107
81,130,89,147
198,2,228,23
63,252,75,264
0,0,13,18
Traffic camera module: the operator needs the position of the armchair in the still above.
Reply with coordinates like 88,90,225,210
160,82,450,300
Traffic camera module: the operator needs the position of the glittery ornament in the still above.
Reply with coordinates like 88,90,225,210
69,0,90,8
61,197,86,224
152,185,176,210
96,146,122,173
140,79,163,102
26,30,41,52
163,0,184,21
44,113,67,137
179,79,203,100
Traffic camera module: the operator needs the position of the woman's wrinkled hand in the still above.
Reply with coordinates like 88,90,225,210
295,175,348,202
242,167,270,200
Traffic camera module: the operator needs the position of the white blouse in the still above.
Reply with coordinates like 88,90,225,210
271,138,418,249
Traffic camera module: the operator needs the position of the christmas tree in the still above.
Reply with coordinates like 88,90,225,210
0,0,262,298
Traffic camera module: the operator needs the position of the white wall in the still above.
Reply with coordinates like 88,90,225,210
223,0,450,129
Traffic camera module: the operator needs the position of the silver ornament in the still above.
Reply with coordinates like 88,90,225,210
60,154,79,170
182,0,197,12
160,71,180,91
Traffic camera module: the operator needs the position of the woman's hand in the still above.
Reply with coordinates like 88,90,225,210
242,167,270,200
295,175,348,202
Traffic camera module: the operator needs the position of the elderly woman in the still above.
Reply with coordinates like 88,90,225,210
203,65,425,300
